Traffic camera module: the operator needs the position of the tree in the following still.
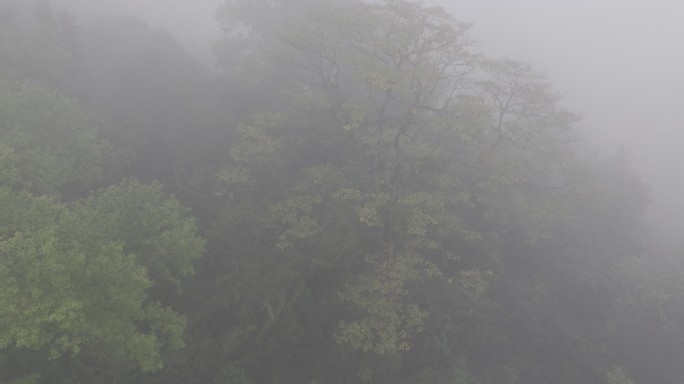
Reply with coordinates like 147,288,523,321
0,81,110,197
212,2,591,381
0,1,80,89
0,181,204,383
0,0,659,382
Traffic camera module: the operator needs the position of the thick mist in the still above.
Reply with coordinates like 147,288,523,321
54,0,684,248
1,1,683,383
51,0,223,62
432,0,684,250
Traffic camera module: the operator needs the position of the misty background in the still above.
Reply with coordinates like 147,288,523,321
52,0,684,249
3,0,684,382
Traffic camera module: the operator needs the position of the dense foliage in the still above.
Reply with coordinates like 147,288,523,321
0,1,675,383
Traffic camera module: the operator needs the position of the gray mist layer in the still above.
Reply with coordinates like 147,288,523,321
432,0,684,250
53,0,684,249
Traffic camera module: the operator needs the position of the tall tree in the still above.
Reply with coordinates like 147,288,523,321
0,81,109,197
0,181,204,383
210,1,602,382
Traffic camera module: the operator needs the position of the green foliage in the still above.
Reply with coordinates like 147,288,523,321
217,363,254,384
460,269,493,299
230,113,285,164
271,195,323,250
336,253,437,354
0,180,204,380
213,0,587,361
69,179,205,292
411,365,481,384
606,366,633,384
5,373,42,384
0,82,109,196
0,0,666,383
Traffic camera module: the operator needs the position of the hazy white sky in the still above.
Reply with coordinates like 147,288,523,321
433,0,684,246
51,0,684,247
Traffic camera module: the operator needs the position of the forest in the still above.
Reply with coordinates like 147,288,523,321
0,1,681,383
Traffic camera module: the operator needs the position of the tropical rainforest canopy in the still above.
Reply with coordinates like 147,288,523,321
0,1,679,383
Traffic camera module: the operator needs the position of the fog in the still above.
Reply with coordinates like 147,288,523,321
3,0,684,383
52,0,684,248
50,0,223,62
432,0,684,249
